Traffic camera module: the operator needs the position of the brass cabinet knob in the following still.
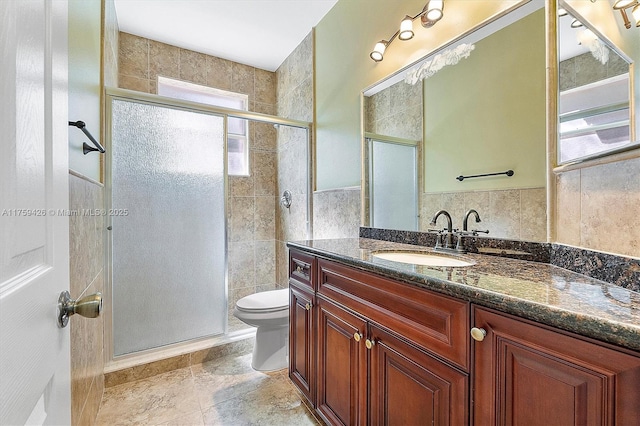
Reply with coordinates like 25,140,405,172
470,327,487,342
365,339,376,349
353,332,362,342
305,302,312,311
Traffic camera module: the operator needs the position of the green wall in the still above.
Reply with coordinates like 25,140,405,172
314,0,525,190
424,9,546,192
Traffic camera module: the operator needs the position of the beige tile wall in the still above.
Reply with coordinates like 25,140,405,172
421,187,547,242
276,32,314,287
556,157,640,258
118,32,278,332
313,187,362,239
69,172,105,426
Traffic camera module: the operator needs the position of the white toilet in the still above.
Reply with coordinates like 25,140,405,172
233,288,290,371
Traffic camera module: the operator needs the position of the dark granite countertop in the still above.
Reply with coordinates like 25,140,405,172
288,238,640,352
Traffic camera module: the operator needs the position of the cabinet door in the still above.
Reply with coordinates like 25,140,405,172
368,324,468,426
317,296,367,426
473,307,640,426
289,284,315,407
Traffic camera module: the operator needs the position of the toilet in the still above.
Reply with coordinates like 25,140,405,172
233,288,290,371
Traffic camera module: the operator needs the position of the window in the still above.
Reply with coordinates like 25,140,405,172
157,76,250,176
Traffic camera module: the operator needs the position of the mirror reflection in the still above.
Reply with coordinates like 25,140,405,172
558,6,633,164
362,1,547,242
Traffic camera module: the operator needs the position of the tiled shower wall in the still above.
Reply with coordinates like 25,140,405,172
275,32,314,287
118,32,278,332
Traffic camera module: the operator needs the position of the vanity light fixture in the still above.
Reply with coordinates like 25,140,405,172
613,0,640,28
570,18,583,28
369,0,445,62
558,7,568,17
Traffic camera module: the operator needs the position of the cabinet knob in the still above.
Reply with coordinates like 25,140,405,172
365,339,376,349
353,332,362,342
305,302,312,311
470,327,487,342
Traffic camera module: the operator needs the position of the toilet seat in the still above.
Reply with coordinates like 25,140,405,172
235,288,289,313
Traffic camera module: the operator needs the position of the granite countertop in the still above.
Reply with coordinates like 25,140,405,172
288,238,640,352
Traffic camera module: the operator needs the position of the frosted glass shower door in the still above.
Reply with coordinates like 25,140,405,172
369,139,418,231
109,98,226,356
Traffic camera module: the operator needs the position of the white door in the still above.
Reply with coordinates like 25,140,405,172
0,0,71,425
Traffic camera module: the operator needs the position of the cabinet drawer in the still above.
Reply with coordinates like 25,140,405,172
318,258,470,370
289,249,315,290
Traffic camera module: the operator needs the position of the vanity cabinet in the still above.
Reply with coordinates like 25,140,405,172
472,306,640,425
289,250,469,425
288,249,640,425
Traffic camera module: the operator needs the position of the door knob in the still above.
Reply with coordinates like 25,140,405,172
353,332,362,342
57,291,103,328
470,327,487,342
365,338,376,349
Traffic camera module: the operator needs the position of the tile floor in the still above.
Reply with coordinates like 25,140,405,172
95,352,320,425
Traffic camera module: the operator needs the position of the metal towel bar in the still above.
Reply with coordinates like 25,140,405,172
456,169,514,181
69,120,105,155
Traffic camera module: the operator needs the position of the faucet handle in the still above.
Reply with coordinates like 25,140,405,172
472,229,489,235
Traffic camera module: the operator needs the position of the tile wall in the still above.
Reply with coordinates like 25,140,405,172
556,156,640,258
276,32,314,287
422,188,547,242
118,32,278,332
313,187,362,239
69,172,105,425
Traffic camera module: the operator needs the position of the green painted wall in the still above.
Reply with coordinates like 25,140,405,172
315,0,525,190
424,9,546,192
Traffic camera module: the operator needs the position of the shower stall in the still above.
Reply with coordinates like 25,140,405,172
104,88,311,364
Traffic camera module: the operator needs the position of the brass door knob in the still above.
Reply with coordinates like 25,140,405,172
365,339,376,349
470,327,487,342
57,291,102,328
353,332,362,342
305,302,312,311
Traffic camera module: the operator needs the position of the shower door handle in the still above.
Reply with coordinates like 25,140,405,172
57,291,103,328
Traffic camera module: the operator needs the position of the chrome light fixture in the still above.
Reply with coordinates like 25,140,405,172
369,0,445,62
613,0,640,28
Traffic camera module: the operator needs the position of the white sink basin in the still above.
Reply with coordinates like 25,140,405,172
372,251,474,267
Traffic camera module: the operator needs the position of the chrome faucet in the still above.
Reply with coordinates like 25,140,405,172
429,210,454,249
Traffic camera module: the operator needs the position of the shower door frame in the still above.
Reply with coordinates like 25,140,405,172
103,87,313,369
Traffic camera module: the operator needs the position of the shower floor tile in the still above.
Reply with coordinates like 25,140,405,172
95,353,320,426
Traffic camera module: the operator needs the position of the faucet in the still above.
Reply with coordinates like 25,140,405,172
463,209,481,231
429,210,454,249
456,209,489,252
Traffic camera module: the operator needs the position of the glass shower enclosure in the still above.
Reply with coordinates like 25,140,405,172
106,92,227,357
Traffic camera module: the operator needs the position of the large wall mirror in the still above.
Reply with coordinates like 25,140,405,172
557,0,637,165
361,0,639,243
362,0,547,242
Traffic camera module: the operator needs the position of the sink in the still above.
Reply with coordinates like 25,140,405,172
372,251,475,267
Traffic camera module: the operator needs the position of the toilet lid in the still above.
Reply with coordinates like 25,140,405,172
236,288,289,312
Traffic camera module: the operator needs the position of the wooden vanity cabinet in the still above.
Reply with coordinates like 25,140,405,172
472,306,640,426
288,249,640,425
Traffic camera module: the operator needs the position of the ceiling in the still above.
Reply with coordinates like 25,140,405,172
114,0,338,72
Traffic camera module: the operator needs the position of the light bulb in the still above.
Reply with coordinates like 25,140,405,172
399,16,414,40
370,41,387,62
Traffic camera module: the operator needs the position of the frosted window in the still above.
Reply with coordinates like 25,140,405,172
158,76,249,175
369,140,418,231
110,99,226,356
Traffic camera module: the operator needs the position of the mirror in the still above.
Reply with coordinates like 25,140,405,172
557,2,636,164
362,1,548,242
